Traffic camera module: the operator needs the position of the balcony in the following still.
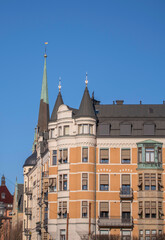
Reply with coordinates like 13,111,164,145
36,221,41,233
120,188,133,200
42,171,49,178
44,192,48,203
37,197,42,206
98,217,133,229
137,162,162,170
24,228,31,237
25,207,32,215
25,187,32,195
43,218,48,230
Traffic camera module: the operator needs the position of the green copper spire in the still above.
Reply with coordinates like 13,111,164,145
38,52,50,133
40,55,49,104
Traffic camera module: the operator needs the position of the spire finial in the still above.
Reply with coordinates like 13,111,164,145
44,42,48,58
85,72,88,87
58,77,61,92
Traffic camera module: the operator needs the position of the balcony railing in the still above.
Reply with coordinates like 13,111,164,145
43,218,48,230
24,228,31,237
98,216,133,228
120,188,133,199
25,207,32,215
137,162,162,169
25,187,32,195
36,221,41,233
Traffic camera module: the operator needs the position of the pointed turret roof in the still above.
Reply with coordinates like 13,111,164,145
38,54,50,133
51,91,64,121
75,86,96,119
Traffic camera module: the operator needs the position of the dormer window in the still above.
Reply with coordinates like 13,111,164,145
1,193,5,199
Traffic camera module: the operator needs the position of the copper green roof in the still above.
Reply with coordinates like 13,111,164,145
38,55,50,133
40,56,49,104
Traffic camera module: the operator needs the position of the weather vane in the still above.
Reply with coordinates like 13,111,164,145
85,72,88,87
58,77,61,92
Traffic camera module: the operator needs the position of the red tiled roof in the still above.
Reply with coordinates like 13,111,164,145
0,186,13,204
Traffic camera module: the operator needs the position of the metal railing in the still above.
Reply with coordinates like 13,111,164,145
120,188,133,199
25,187,32,195
25,207,32,215
98,216,133,228
36,221,41,232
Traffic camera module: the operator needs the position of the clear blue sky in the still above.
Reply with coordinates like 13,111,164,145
0,0,165,193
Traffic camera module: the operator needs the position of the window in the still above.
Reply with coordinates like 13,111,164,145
145,148,154,162
78,124,94,135
100,174,109,191
82,173,88,190
151,174,156,190
59,126,62,136
143,173,156,191
82,201,88,218
58,202,67,219
49,178,56,192
151,202,156,218
60,230,66,240
82,148,88,162
120,124,131,135
59,149,68,164
64,126,69,135
158,147,162,162
158,202,163,219
100,202,109,218
139,230,143,240
138,174,143,191
145,230,150,240
121,175,130,194
145,202,150,218
158,174,163,191
100,229,109,235
122,230,131,240
139,202,143,219
1,193,5,199
60,229,66,240
59,174,67,191
52,150,57,165
121,149,130,164
144,174,150,190
100,149,109,163
122,202,131,221
138,148,142,163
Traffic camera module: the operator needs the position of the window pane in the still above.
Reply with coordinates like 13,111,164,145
83,124,88,134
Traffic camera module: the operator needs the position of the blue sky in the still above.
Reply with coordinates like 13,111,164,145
0,0,165,193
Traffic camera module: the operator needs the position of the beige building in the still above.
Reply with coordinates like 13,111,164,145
23,54,165,240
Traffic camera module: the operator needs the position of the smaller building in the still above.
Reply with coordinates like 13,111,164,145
0,175,13,240
12,179,24,230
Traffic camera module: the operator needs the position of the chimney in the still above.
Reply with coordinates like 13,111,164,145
163,101,165,105
1,175,5,186
116,100,124,105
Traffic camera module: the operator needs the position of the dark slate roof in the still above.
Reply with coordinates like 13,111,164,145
50,92,64,121
75,87,96,119
0,186,13,204
23,151,37,167
95,103,165,137
18,184,23,212
95,104,165,119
